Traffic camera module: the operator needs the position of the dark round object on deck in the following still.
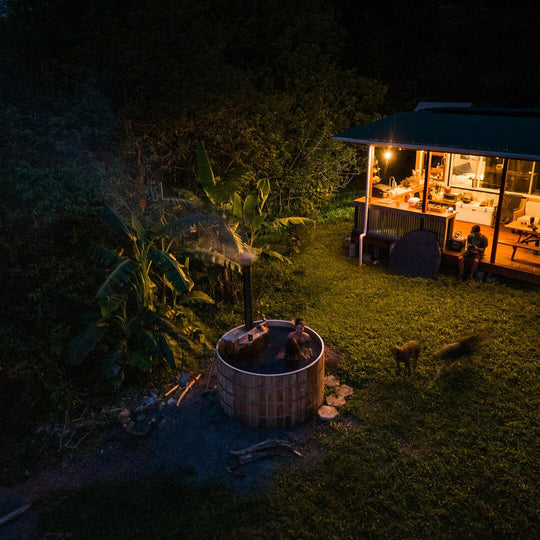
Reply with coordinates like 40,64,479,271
216,320,325,428
462,193,472,203
388,230,441,278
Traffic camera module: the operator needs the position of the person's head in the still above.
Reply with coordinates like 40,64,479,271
294,318,305,332
471,224,481,235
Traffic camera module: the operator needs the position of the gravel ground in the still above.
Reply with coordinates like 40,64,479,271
0,379,324,539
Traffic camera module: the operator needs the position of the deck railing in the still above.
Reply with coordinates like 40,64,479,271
355,203,454,247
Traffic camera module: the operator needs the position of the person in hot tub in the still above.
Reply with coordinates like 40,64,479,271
278,318,312,367
287,318,311,346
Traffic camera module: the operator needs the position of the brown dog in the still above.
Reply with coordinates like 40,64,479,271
436,333,485,363
393,340,420,376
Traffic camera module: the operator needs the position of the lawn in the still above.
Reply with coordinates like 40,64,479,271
39,220,540,538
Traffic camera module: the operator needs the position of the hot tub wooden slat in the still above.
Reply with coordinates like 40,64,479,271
216,320,324,428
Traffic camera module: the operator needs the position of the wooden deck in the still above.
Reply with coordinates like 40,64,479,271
452,219,539,275
359,218,540,285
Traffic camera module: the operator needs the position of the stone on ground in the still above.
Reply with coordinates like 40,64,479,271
326,395,346,407
338,384,353,398
324,375,340,387
318,405,339,420
324,348,341,368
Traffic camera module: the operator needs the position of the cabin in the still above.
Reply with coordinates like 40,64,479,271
334,105,540,284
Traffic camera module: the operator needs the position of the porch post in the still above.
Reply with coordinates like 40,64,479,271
359,145,374,266
490,158,509,264
421,151,431,215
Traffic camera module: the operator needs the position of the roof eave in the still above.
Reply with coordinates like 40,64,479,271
332,137,540,161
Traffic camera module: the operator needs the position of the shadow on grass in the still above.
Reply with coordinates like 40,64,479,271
39,475,267,540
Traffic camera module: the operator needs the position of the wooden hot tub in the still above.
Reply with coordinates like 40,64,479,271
216,320,325,428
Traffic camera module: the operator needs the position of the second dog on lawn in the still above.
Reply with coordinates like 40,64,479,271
393,339,420,376
436,332,485,362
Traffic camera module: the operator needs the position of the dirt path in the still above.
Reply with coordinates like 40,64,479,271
0,384,322,539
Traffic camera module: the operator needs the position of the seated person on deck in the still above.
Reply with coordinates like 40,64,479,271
458,225,488,280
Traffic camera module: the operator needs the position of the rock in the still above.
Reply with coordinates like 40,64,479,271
318,405,339,421
338,384,353,398
324,348,341,368
136,394,158,412
324,375,340,387
167,398,176,406
326,395,346,407
158,401,166,410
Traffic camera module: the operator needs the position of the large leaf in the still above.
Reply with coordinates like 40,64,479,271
69,320,108,365
251,211,267,232
130,351,153,372
95,259,138,300
90,242,124,267
140,310,184,341
98,295,123,317
148,250,193,293
134,328,161,356
214,170,249,202
225,221,248,255
232,192,243,220
103,339,127,378
165,213,224,237
184,290,215,304
130,212,147,243
155,333,180,370
173,189,203,205
243,194,258,227
196,141,216,205
257,178,270,210
180,248,241,272
102,205,136,242
259,247,292,264
266,217,314,229
166,213,245,259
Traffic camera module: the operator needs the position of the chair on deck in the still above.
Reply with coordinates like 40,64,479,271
513,199,540,226
500,194,524,224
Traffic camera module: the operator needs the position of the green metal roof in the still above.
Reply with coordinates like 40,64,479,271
333,109,540,160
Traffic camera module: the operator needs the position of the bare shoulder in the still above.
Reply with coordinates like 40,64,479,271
287,331,295,339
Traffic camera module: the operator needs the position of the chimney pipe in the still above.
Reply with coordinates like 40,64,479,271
242,264,253,331
239,252,257,331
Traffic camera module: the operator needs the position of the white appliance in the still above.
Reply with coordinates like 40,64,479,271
455,202,495,226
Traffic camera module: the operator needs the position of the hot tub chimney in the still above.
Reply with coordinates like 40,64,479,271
239,252,257,331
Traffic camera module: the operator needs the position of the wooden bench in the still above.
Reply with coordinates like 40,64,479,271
498,241,540,260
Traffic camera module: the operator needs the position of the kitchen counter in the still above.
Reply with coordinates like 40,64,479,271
353,197,456,246
355,197,456,219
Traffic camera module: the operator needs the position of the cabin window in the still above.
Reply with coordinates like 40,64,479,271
506,160,540,196
449,154,503,192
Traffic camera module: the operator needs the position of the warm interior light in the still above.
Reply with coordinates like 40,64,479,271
384,150,393,161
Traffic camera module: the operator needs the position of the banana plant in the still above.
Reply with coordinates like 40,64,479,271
69,200,241,387
196,141,246,212
196,142,313,260
231,177,312,250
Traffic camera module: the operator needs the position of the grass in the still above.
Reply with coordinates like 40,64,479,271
39,220,540,538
